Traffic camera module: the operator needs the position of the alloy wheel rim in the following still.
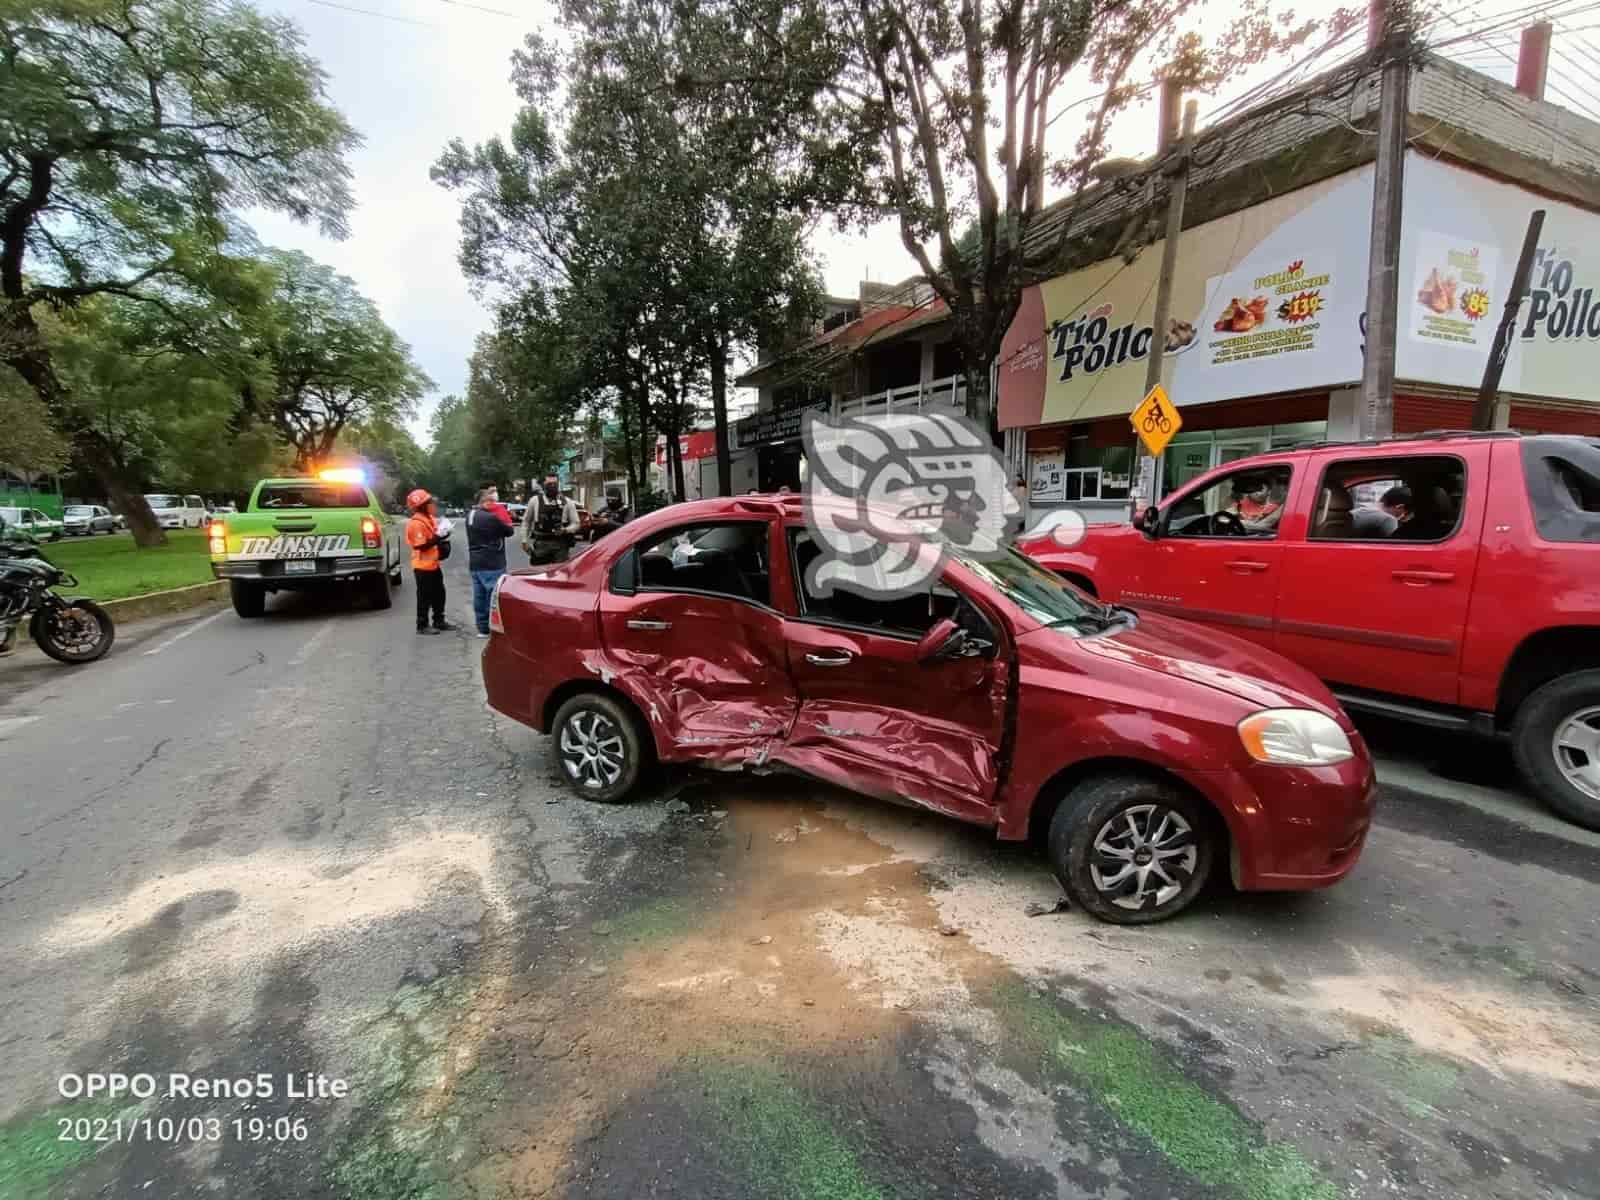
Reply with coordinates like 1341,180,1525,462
1552,705,1600,802
1090,804,1198,911
55,608,102,653
558,709,626,790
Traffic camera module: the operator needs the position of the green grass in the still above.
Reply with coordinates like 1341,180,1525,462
696,1062,885,1200
0,1099,141,1200
991,981,1337,1200
43,530,213,601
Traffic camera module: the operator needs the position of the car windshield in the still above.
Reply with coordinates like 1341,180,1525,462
65,506,94,516
951,546,1113,630
256,483,368,509
144,495,180,508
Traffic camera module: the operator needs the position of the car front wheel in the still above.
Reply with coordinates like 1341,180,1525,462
1513,670,1600,832
551,692,645,803
1048,774,1216,925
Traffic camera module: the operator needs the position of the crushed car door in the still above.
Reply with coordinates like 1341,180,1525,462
598,518,798,764
774,530,1007,826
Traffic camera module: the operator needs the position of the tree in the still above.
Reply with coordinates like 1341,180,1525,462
0,363,68,475
46,293,286,496
434,4,825,494
243,250,432,470
698,0,1347,430
1,0,358,544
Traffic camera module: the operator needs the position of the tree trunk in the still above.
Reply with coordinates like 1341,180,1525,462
1,307,167,546
709,332,732,498
616,390,640,498
76,429,167,546
633,366,653,499
963,353,997,445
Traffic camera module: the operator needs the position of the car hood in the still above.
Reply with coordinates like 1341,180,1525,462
1034,609,1348,723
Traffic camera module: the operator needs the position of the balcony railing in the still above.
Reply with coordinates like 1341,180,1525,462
837,374,967,420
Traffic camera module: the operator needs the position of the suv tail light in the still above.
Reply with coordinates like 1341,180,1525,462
488,575,506,634
360,516,380,549
208,520,226,555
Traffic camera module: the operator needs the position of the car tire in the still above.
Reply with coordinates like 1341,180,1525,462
1512,670,1600,832
551,692,647,804
389,567,403,588
1047,773,1216,925
230,580,266,619
365,570,393,611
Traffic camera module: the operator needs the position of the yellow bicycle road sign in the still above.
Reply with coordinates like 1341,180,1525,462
1131,384,1181,457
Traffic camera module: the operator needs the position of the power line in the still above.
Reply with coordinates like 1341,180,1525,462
305,0,441,28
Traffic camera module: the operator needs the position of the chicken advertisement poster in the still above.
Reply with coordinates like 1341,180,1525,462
1407,232,1499,352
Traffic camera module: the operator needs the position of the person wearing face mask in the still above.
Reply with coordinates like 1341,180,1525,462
521,475,581,565
467,483,515,637
587,488,631,541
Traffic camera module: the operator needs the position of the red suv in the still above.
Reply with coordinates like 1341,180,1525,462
483,495,1375,924
1024,432,1600,830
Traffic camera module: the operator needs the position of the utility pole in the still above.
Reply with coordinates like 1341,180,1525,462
1358,0,1411,440
1471,209,1545,430
1131,98,1198,513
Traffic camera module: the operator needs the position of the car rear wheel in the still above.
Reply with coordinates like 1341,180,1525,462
1048,774,1216,925
551,693,645,803
230,580,265,619
1512,670,1600,832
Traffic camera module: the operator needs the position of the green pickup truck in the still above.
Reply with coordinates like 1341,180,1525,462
209,474,403,618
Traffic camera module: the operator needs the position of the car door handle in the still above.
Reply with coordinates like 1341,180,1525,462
626,619,672,630
805,651,854,667
1225,559,1270,573
1392,569,1455,585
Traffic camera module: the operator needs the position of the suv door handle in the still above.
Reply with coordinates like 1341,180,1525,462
626,619,672,630
1392,569,1455,585
805,651,854,667
1225,559,1270,573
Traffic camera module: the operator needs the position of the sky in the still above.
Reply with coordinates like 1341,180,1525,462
243,0,1579,446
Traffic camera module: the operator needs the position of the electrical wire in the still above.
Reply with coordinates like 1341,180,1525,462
304,0,441,27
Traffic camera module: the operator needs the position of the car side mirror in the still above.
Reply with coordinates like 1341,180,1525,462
915,617,967,664
1138,506,1161,538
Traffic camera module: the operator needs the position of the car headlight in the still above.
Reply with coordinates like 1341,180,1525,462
1237,708,1353,766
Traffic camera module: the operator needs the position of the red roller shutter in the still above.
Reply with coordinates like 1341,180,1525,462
1508,404,1600,436
1393,394,1473,433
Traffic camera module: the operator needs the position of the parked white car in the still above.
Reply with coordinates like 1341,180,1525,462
62,504,117,535
144,493,208,530
0,506,64,540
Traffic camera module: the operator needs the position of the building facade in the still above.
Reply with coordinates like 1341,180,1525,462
999,48,1600,523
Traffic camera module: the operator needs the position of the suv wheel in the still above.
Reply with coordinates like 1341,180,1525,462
1048,774,1215,925
1513,670,1600,831
230,580,265,619
551,693,645,803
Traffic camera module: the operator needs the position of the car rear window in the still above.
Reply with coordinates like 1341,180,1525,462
1522,437,1600,543
256,483,369,509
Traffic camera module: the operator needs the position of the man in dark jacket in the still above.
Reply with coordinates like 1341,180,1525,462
467,483,515,638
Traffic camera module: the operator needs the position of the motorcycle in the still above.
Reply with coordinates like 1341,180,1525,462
0,522,116,664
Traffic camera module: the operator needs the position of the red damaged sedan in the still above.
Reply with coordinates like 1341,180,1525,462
483,495,1375,923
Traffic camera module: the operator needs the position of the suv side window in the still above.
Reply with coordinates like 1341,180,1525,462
614,520,771,607
1164,465,1292,540
185,495,203,510
1309,455,1466,542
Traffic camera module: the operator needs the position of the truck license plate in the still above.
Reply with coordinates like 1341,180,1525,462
285,559,317,574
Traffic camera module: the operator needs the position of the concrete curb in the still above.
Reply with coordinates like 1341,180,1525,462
98,581,227,623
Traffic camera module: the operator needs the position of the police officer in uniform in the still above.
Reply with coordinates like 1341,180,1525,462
521,475,581,565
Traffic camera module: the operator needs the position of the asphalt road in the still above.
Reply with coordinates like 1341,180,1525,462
1,555,1597,1200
